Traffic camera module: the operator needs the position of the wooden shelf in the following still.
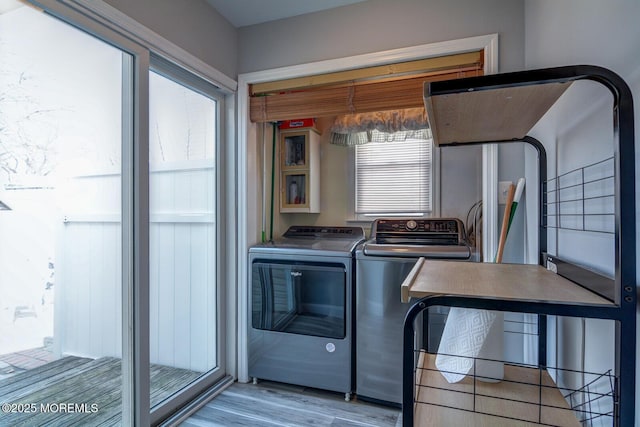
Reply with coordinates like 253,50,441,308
414,352,581,427
400,258,613,306
424,80,572,146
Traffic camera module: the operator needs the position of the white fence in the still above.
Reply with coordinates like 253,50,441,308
0,186,57,354
56,161,217,372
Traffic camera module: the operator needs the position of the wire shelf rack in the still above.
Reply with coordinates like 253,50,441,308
544,157,615,235
414,350,616,427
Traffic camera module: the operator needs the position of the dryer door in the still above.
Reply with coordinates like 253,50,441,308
251,261,347,339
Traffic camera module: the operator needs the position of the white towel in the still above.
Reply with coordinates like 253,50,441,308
435,308,504,383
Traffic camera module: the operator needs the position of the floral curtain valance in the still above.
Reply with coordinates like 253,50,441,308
329,107,430,146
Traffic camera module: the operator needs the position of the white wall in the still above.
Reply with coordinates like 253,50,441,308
104,0,238,79
525,0,640,423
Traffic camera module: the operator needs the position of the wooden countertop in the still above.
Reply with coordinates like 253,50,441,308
401,258,613,306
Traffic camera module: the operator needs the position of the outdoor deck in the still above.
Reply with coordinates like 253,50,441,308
0,355,201,426
0,347,57,378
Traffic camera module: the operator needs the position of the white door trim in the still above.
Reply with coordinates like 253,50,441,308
236,34,499,383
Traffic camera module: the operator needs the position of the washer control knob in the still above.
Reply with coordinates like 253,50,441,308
406,220,418,230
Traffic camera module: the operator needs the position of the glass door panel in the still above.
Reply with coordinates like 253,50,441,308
0,3,127,424
148,69,220,406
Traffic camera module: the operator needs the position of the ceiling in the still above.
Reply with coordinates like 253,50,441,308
205,0,369,28
0,0,23,14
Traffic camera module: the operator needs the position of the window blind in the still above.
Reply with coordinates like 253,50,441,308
355,135,432,214
249,51,484,123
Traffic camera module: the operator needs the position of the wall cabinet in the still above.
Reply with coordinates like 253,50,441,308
280,129,320,213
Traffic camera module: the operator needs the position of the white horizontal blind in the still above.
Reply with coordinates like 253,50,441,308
355,134,432,214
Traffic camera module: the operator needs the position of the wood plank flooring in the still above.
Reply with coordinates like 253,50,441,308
181,381,402,427
1,356,401,426
0,355,201,426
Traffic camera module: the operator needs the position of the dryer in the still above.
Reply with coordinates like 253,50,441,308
248,226,365,401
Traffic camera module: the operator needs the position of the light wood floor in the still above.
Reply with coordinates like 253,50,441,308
181,381,402,427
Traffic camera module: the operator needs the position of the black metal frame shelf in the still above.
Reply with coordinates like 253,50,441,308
403,65,636,426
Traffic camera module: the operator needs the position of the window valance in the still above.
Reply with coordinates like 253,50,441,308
329,108,430,146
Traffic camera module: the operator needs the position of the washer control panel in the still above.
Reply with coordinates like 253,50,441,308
371,218,466,245
374,218,462,233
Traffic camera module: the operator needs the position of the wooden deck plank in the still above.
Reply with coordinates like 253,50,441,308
0,356,91,394
89,363,203,427
0,357,113,404
94,364,203,427
150,364,202,405
66,377,123,427
16,379,121,427
20,359,123,427
2,358,121,425
1,358,396,426
0,356,202,426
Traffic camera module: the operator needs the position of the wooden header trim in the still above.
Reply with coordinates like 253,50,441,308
251,51,482,95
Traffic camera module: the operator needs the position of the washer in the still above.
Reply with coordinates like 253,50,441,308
355,218,475,405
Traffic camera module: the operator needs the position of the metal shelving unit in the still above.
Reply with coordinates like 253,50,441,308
402,65,636,426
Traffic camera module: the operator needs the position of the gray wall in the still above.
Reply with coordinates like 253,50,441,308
525,0,640,419
273,121,485,241
104,0,238,79
239,0,527,256
238,0,525,74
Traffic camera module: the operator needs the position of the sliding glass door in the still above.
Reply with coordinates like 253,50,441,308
148,63,225,415
0,3,127,425
1,2,228,424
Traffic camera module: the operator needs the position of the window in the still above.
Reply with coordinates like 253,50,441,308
355,130,433,216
